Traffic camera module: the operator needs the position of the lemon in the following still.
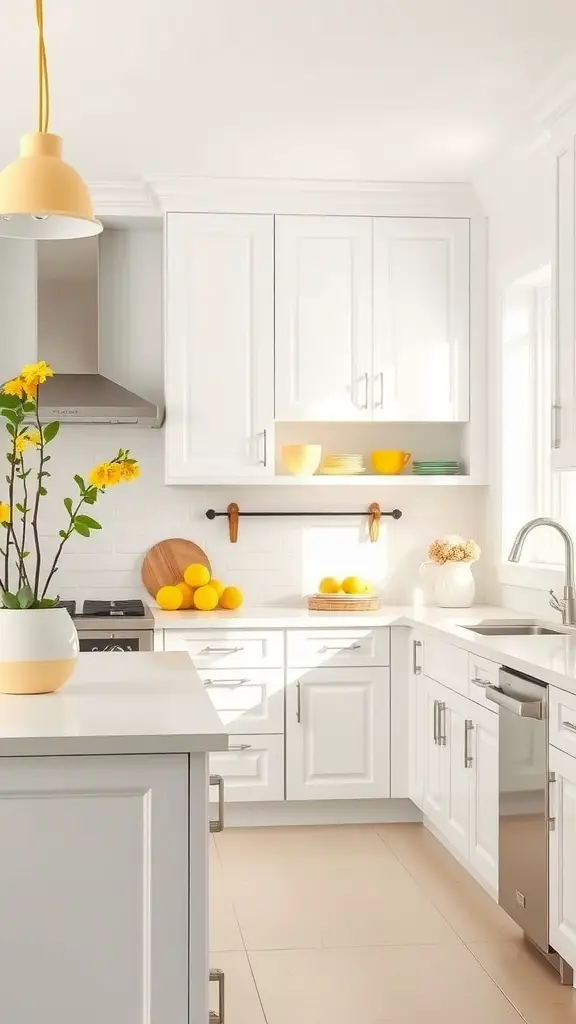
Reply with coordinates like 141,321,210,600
342,576,369,595
175,581,196,609
193,585,219,611
209,578,225,598
156,585,183,611
319,577,341,594
219,586,244,610
184,562,211,588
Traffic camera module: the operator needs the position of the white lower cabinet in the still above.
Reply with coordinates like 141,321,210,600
421,675,499,890
549,744,576,968
210,735,284,802
408,632,425,807
0,753,190,1024
286,667,390,800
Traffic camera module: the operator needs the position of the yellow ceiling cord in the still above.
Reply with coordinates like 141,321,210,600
36,0,50,134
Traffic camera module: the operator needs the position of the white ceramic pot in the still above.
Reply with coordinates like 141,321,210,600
433,562,475,608
0,607,79,694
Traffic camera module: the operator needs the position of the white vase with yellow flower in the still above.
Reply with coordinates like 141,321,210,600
0,361,140,694
425,535,481,608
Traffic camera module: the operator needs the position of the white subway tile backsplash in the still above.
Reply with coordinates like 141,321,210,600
24,425,488,606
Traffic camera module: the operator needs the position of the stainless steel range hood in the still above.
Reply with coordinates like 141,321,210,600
34,237,163,427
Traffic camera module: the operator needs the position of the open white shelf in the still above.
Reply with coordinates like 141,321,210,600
187,474,486,486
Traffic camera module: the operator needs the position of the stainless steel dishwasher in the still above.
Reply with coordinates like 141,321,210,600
487,667,572,982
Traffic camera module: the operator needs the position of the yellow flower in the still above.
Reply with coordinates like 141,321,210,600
20,361,54,389
0,502,10,524
118,460,140,482
89,462,122,489
15,429,42,454
2,377,26,399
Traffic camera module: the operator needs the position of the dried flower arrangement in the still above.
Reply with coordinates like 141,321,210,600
427,534,481,566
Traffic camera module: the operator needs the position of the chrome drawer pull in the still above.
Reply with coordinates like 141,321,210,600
438,701,447,746
562,720,576,733
433,699,439,745
209,775,224,833
201,646,243,654
320,643,362,652
296,680,302,723
228,743,252,751
209,968,225,1023
413,639,423,675
204,678,249,688
471,676,491,688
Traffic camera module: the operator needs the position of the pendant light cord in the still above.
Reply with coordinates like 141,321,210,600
36,0,50,133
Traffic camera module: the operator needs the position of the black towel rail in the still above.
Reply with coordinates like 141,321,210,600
205,503,402,543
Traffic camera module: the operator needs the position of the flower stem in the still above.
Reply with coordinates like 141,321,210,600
32,400,45,600
18,454,29,588
5,432,18,592
41,495,86,599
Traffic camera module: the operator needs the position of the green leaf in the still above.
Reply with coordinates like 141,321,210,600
74,474,85,493
1,592,19,609
58,529,68,540
84,493,97,504
43,421,60,443
35,597,58,609
75,515,101,530
1,409,18,426
74,521,90,538
16,585,34,609
4,423,15,438
22,551,30,558
0,395,22,410
39,487,47,496
1,521,9,530
15,503,25,514
22,401,36,413
64,497,73,515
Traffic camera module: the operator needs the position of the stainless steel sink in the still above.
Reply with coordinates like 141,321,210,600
461,621,565,637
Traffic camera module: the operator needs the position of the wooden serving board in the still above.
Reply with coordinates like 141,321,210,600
141,538,211,598
308,594,381,612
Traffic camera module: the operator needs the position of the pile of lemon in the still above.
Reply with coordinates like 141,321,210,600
318,576,371,595
156,564,243,612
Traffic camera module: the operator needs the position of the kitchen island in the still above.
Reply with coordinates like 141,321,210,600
0,652,228,1024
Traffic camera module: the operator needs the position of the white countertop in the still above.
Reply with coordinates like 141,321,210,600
0,653,228,757
153,602,576,695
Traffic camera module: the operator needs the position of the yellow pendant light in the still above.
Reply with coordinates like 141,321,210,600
0,0,102,239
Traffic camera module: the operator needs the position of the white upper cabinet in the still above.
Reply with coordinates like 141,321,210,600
553,137,576,469
275,216,373,420
373,218,470,421
165,213,274,482
0,239,38,382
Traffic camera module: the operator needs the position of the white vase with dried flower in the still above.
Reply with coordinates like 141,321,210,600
426,535,481,608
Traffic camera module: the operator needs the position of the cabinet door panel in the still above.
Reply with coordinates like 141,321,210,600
275,215,372,420
408,633,425,808
373,217,470,421
0,754,189,1024
165,213,274,481
286,667,390,800
196,668,284,734
210,735,284,802
469,704,498,891
422,676,448,829
444,695,472,861
550,745,576,968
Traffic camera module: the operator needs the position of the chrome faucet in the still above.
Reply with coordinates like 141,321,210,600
508,517,576,625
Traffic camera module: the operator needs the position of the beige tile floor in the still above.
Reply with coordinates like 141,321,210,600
210,822,576,1023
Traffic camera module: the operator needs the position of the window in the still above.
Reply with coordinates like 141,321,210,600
501,265,576,568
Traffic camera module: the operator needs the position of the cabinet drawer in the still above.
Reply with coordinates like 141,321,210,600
550,687,576,757
197,668,284,734
467,653,500,712
287,628,389,668
209,735,284,802
423,635,468,696
164,630,283,668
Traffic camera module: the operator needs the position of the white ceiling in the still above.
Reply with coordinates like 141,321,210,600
1,0,576,182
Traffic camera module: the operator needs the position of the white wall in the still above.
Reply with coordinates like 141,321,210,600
22,425,488,606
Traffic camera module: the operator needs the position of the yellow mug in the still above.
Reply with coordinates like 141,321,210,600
371,450,412,475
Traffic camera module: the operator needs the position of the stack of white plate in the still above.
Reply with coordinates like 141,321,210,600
320,454,365,475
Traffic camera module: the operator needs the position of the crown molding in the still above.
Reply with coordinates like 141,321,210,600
90,180,160,219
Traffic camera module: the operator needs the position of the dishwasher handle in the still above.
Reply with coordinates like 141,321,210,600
485,684,543,719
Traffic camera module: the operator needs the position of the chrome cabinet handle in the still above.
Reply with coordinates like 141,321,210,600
209,968,225,1023
464,719,474,768
204,678,249,688
320,643,361,652
438,701,447,746
201,646,243,654
296,680,302,723
228,743,252,751
470,676,490,688
433,699,439,745
356,371,369,409
374,371,384,409
562,720,576,733
413,639,423,675
260,429,268,466
209,775,225,833
552,403,561,450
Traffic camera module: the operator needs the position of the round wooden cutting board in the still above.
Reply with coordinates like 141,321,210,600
141,538,211,598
